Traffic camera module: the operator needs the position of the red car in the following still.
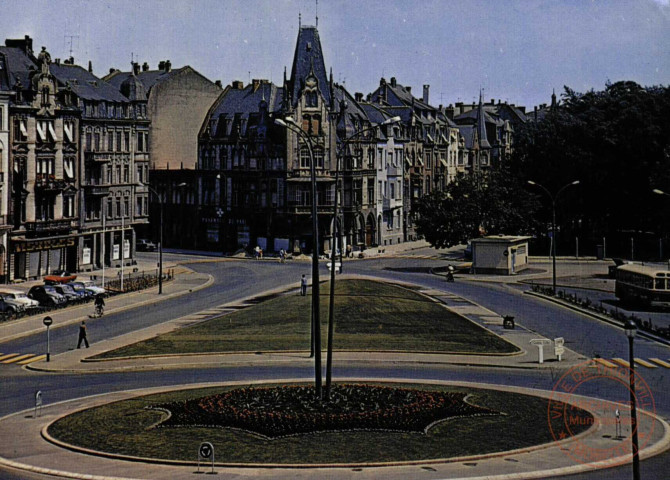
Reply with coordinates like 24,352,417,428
44,270,77,284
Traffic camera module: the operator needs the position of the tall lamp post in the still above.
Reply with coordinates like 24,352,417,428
140,182,163,294
527,180,580,294
324,113,401,397
275,116,322,399
624,319,641,480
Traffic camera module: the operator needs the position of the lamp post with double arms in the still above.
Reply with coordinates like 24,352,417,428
140,182,163,294
527,180,580,294
624,319,641,480
323,113,401,398
275,117,323,399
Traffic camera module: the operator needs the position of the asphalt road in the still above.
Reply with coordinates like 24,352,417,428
1,249,669,480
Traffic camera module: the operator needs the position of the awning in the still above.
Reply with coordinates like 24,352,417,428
19,120,27,137
426,134,434,143
64,123,73,142
417,156,424,166
36,122,47,142
441,134,449,143
440,158,448,167
48,123,58,142
405,156,412,166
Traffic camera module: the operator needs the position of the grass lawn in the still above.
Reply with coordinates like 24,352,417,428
46,383,593,464
93,279,518,359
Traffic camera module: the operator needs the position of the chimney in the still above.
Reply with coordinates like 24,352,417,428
54,58,60,65
406,86,411,94
252,78,260,91
379,77,386,86
215,80,222,88
88,60,93,73
133,62,140,75
518,106,526,113
366,93,371,102
109,67,117,74
232,80,244,90
158,60,165,70
355,92,363,102
142,62,149,72
490,98,494,104
423,85,430,104
164,60,171,72
390,77,397,87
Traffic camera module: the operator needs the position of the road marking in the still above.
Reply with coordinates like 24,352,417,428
633,358,657,368
0,353,20,362
17,354,46,365
2,354,35,364
593,358,618,368
611,358,630,367
649,358,670,368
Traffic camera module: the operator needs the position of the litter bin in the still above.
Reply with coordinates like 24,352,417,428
596,245,604,260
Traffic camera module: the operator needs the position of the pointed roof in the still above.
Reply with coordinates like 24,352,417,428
476,91,491,149
50,63,129,102
289,25,330,108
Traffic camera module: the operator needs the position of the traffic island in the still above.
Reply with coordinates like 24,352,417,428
45,382,591,465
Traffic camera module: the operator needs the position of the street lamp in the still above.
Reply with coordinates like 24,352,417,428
624,318,641,480
324,113,401,397
275,116,323,399
527,179,580,294
140,182,163,294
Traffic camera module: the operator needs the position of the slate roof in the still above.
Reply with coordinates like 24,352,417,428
289,26,331,108
207,81,283,138
50,63,129,102
105,68,187,94
457,125,476,149
0,46,36,93
453,107,503,126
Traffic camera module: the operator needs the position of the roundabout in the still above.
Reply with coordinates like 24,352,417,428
1,379,668,479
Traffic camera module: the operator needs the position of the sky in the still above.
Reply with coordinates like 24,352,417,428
2,0,669,108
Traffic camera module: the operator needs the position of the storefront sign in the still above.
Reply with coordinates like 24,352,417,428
13,237,75,253
82,247,91,265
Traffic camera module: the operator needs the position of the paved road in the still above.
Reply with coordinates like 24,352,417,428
1,249,669,479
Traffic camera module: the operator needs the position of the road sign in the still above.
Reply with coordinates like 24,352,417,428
197,442,215,473
554,337,565,361
43,316,53,326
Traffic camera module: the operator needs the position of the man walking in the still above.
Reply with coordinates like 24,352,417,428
77,321,89,348
300,274,308,296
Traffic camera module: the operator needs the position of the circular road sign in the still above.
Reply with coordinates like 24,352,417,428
199,442,213,459
43,316,53,327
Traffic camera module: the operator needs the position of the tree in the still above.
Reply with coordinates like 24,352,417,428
415,167,539,249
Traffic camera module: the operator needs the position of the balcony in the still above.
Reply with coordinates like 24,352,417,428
83,184,110,196
35,174,67,192
25,219,72,234
84,151,112,162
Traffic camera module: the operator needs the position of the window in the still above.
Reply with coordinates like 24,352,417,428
137,165,143,184
124,198,129,217
85,132,92,152
107,198,113,218
124,132,130,152
116,165,121,183
0,106,3,130
137,131,146,152
136,197,142,216
37,120,56,142
367,182,374,205
123,165,129,183
63,195,75,217
106,166,112,184
377,148,383,170
390,182,395,199
13,118,27,142
94,132,100,151
313,147,324,169
116,198,121,218
36,196,54,220
116,131,122,152
108,130,113,151
300,147,311,169
36,157,55,176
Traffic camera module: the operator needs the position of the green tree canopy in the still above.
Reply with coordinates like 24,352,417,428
415,167,539,249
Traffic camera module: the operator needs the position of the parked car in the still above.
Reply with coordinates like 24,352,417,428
28,285,67,307
75,280,106,296
136,239,157,252
0,297,18,315
52,284,86,302
67,282,95,299
0,289,40,311
44,270,77,284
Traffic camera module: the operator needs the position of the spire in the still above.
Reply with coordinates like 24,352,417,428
476,89,490,149
289,23,331,108
551,88,557,109
316,0,319,27
329,67,334,110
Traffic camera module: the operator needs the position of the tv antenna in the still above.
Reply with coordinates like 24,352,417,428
64,34,79,58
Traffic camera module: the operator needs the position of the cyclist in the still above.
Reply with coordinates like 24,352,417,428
94,294,105,317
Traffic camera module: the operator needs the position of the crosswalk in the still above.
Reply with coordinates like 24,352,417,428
593,357,670,369
392,254,445,260
0,353,47,366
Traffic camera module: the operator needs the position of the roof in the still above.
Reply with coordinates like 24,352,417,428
457,125,475,149
50,63,129,102
206,81,283,138
105,67,188,93
0,46,36,93
369,78,434,112
617,263,670,276
289,26,331,108
472,235,531,244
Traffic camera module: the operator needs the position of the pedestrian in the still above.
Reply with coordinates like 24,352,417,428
279,249,285,263
300,274,307,296
346,244,353,258
77,320,89,349
254,245,260,259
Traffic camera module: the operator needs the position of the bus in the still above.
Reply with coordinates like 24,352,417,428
615,264,670,306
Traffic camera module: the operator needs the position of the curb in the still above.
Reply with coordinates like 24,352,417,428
525,291,670,347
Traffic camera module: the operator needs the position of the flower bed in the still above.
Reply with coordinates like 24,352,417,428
151,384,497,438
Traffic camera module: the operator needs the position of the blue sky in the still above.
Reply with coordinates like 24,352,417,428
3,0,669,108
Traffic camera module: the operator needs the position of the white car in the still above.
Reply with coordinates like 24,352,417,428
0,289,40,311
76,281,106,296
